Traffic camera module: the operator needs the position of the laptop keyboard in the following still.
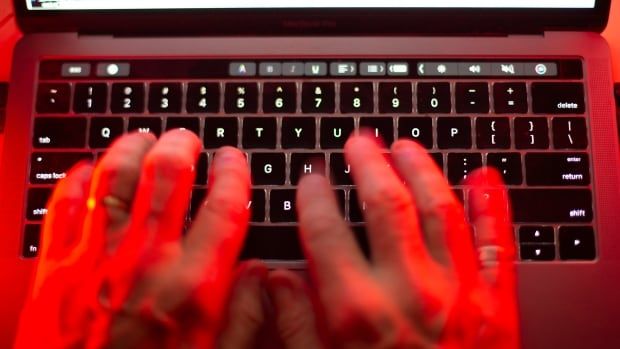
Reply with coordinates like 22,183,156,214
23,59,596,263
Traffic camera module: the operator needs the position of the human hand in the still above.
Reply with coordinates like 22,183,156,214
14,130,252,349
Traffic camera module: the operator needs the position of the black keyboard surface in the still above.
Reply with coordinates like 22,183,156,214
22,59,596,262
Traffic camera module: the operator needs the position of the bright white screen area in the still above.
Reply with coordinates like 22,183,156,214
27,0,597,10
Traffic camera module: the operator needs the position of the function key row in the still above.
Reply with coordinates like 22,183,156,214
36,82,585,115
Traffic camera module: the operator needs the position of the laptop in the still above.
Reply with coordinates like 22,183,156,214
1,0,619,347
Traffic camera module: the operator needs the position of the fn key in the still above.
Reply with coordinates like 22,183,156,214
23,225,41,258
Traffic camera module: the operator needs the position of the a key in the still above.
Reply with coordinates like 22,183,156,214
379,82,413,113
33,117,87,148
270,189,297,222
359,117,394,146
417,83,451,113
90,117,124,148
447,153,483,184
330,153,353,185
204,118,238,148
240,226,303,260
532,83,585,114
515,118,549,149
149,83,182,113
22,224,41,258
340,82,374,113
166,117,200,136
456,83,489,113
30,152,93,185
437,117,472,149
128,117,162,137
525,153,590,186
263,83,296,113
519,226,555,243
111,83,145,113
282,117,316,149
186,83,220,113
242,117,277,149
320,117,354,149
397,117,433,149
74,83,107,113
559,226,596,260
301,82,335,113
520,245,555,261
552,118,588,149
225,83,258,113
290,153,326,185
36,83,71,113
476,118,510,149
493,83,527,114
509,189,592,223
251,153,286,185
486,153,523,185
26,188,52,221
249,189,266,223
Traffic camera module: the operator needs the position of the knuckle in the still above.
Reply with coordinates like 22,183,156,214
277,304,312,343
420,199,464,226
364,183,414,216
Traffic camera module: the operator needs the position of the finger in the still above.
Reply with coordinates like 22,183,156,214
345,134,431,269
218,261,268,349
267,269,325,349
391,140,476,278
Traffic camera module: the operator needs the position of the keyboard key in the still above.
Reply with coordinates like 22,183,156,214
90,117,124,148
242,117,277,149
301,82,335,113
553,118,588,149
519,226,555,243
349,190,367,223
559,226,596,260
190,188,207,219
251,153,286,185
437,117,472,149
270,190,297,222
486,153,522,185
330,153,353,185
359,117,394,146
320,117,354,149
509,189,592,223
340,82,374,113
430,153,444,171
290,153,326,185
148,83,182,113
240,226,303,260
166,117,200,136
456,83,489,113
417,83,451,113
398,117,433,149
186,83,220,113
195,153,208,185
33,117,87,148
493,83,527,114
74,83,107,113
263,83,296,113
36,83,71,113
22,224,41,258
249,189,266,223
515,118,549,149
476,118,510,149
532,83,585,114
520,245,555,261
334,190,346,216
224,83,258,113
26,188,52,221
30,152,93,184
111,83,145,113
379,83,413,113
447,153,483,185
204,118,238,148
128,117,162,137
525,153,590,186
282,117,316,149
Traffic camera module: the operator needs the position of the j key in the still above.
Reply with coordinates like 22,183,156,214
249,189,266,223
559,226,596,260
340,82,374,113
270,190,297,222
417,83,451,114
190,189,207,219
520,245,555,261
204,118,238,148
30,152,93,184
437,118,472,149
166,117,200,136
398,117,433,149
33,117,87,148
36,83,71,113
515,118,549,149
195,153,208,185
486,153,523,185
320,117,354,149
149,83,182,113
532,83,585,114
282,117,316,149
379,83,413,113
128,117,162,137
493,83,527,114
447,153,483,185
476,118,510,149
224,83,258,113
186,83,220,113
90,117,124,148
509,189,592,223
251,153,286,185
525,153,590,186
111,83,145,113
553,118,588,149
240,226,303,260
242,117,277,149
330,153,353,185
26,188,52,221
456,83,489,113
22,224,41,258
290,153,326,185
359,118,394,146
301,82,335,113
74,83,107,113
263,83,296,113
519,226,555,243
349,190,367,223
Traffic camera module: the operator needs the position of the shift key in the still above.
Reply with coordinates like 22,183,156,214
510,189,592,223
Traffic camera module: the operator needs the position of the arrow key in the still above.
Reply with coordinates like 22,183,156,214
559,226,596,260
519,226,554,243
520,244,555,261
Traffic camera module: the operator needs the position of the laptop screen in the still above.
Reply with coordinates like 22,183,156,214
26,0,596,10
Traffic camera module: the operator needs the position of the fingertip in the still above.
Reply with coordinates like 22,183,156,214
237,259,269,283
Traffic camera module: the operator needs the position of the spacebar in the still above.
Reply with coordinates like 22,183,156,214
240,226,303,260
509,189,593,223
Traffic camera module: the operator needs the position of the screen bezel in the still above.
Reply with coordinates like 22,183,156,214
13,0,611,35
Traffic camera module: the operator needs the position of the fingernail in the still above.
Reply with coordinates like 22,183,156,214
213,148,241,169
